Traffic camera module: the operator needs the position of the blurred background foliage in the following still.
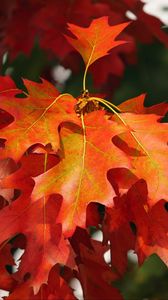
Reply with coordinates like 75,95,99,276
118,254,168,300
0,1,168,299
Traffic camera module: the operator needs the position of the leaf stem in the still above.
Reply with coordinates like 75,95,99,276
89,96,122,112
90,97,150,157
83,45,95,91
83,65,89,92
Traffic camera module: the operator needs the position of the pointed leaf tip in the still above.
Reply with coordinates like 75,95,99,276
65,17,131,68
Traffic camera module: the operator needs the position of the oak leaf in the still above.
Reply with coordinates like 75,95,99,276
65,16,130,67
7,265,75,300
0,78,77,161
32,110,130,236
0,158,17,202
78,244,123,300
0,193,70,294
126,180,168,266
112,113,168,202
0,243,16,291
103,196,135,275
103,179,168,273
33,265,75,300
71,227,123,300
118,94,168,116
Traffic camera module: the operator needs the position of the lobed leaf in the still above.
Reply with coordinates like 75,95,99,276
0,78,78,161
65,16,130,68
32,110,130,236
112,113,168,202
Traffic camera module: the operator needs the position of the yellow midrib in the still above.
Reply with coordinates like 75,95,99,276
69,113,87,225
24,93,70,134
83,26,98,90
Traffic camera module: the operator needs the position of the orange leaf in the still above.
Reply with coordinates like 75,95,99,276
118,94,168,116
65,16,130,68
113,113,168,203
0,78,77,161
32,110,130,236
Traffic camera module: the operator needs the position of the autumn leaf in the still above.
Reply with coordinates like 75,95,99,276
1,152,60,209
0,243,16,291
118,94,168,116
7,152,60,180
0,153,74,293
0,78,78,161
126,180,168,266
0,75,17,92
78,244,123,300
6,282,34,300
71,227,123,300
112,113,168,202
0,158,17,202
103,195,135,275
0,193,70,294
8,264,75,300
65,16,130,68
32,110,130,236
0,3,167,297
103,179,168,273
33,265,76,300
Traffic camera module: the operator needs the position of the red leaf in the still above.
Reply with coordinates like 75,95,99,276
0,158,17,202
104,179,168,268
71,227,123,300
103,196,135,275
8,265,75,300
0,194,70,293
126,180,168,266
0,243,16,291
34,265,76,300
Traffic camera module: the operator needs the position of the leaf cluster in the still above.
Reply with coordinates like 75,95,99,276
0,15,167,300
